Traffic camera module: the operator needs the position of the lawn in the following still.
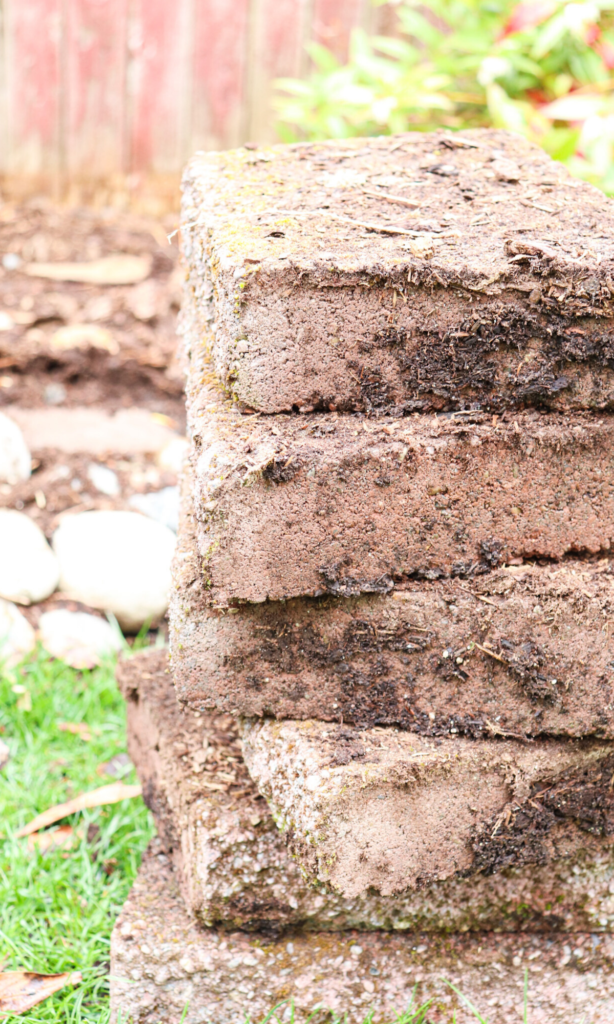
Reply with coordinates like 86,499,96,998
0,650,155,1023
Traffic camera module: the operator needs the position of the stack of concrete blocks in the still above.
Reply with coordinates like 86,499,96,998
111,130,614,1023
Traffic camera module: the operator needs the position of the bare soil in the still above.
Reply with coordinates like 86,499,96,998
0,197,185,420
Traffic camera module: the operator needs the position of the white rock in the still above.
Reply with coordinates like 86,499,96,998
0,413,31,484
0,597,36,668
0,738,9,769
53,511,176,631
87,463,120,496
39,609,123,669
0,511,60,604
129,486,179,532
156,436,188,474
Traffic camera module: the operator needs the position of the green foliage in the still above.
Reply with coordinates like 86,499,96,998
0,651,155,1022
275,0,614,192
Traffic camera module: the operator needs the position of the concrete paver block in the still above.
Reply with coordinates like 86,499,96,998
182,341,614,606
241,716,614,898
171,474,614,740
110,844,614,1024
181,129,614,416
119,650,614,934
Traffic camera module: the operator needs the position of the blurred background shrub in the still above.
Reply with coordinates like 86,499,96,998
275,0,614,193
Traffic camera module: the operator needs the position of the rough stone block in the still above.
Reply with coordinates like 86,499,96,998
171,477,614,740
241,716,614,898
110,845,614,1024
183,353,614,605
181,128,614,417
119,650,614,934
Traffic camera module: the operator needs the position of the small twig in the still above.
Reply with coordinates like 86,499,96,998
474,642,506,663
361,188,422,210
484,718,528,742
456,584,498,607
519,199,560,215
328,212,416,236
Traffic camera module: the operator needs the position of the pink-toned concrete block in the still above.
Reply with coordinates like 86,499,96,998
110,846,614,1024
241,716,614,898
181,129,614,417
119,650,614,934
182,340,614,606
171,477,614,740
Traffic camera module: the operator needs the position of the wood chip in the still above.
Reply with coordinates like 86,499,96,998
24,255,151,285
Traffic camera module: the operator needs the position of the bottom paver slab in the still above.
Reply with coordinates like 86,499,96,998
110,844,614,1024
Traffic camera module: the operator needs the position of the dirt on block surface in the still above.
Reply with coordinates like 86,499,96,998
241,716,614,898
119,650,614,934
172,462,614,739
182,128,614,416
183,340,614,605
110,844,614,1024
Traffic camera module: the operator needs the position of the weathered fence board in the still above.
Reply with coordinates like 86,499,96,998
0,0,393,182
3,0,62,177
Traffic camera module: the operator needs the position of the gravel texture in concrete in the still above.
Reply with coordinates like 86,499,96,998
110,843,614,1024
241,716,614,897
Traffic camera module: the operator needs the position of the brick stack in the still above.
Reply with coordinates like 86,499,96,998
110,130,614,1023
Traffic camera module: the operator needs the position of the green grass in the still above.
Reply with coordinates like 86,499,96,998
0,650,155,1023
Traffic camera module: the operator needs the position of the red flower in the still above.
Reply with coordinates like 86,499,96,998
500,0,557,38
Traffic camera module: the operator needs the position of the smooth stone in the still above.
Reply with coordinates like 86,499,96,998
53,511,176,631
39,609,123,669
0,412,31,484
9,407,179,455
129,486,179,532
156,436,189,474
87,463,120,496
0,511,60,604
0,597,36,668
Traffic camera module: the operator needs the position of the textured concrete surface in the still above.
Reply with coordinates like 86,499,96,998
171,469,614,739
119,649,614,934
242,717,614,898
181,129,614,417
110,845,614,1024
181,330,614,606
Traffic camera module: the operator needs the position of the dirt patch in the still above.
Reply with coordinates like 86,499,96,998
0,449,178,538
0,198,184,417
472,752,614,874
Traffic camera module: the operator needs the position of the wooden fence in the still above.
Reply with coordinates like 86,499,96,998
0,0,395,186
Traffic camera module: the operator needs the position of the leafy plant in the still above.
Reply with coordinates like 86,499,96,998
275,0,614,192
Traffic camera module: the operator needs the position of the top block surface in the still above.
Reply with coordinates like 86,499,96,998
182,129,614,415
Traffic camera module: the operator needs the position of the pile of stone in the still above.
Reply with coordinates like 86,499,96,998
111,129,614,1023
